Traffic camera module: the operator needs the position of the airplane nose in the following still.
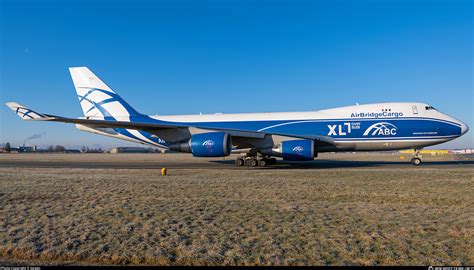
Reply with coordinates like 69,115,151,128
460,122,469,135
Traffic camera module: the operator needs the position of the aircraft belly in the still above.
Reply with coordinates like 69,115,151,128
335,138,452,151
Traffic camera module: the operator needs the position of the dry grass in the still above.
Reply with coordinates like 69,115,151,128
0,156,473,265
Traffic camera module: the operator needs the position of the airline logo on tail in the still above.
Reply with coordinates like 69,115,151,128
363,122,397,136
76,87,133,118
69,67,140,120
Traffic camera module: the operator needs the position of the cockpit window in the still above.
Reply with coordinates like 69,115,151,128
425,106,436,110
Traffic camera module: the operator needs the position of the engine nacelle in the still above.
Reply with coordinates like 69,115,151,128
272,139,315,161
169,132,232,157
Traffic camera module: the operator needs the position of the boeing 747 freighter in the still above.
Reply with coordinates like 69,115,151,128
7,67,469,166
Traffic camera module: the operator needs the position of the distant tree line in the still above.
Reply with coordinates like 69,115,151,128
1,143,103,153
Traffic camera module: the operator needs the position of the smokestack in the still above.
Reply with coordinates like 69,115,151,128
24,132,46,144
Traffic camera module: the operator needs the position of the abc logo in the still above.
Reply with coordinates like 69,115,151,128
363,122,397,136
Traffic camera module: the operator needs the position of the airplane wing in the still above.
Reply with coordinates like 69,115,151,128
6,102,334,144
6,102,184,129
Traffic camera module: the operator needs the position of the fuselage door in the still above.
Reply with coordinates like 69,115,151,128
412,105,418,115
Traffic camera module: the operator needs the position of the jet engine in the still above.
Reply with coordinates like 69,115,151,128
268,139,315,161
169,132,232,157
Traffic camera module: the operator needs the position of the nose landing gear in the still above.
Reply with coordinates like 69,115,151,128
411,157,422,165
410,149,422,166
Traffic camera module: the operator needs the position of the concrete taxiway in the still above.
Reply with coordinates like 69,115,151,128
0,153,472,169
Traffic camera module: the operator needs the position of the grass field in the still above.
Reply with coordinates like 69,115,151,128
0,154,473,265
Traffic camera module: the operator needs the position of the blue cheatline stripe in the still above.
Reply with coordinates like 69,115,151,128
257,117,461,131
335,136,458,142
115,128,151,144
114,128,168,148
136,115,461,130
123,115,461,142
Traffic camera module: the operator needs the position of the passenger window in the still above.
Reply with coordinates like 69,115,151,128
412,105,418,114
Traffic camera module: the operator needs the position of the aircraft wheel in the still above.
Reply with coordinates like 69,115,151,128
258,159,267,167
411,157,422,166
249,158,258,167
235,158,244,166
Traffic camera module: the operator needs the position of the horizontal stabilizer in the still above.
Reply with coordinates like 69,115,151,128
5,102,53,121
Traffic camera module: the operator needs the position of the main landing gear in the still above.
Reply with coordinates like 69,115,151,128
410,149,422,166
235,155,277,167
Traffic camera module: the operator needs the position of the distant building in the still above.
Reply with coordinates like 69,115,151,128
0,143,10,153
1,143,37,153
19,144,37,153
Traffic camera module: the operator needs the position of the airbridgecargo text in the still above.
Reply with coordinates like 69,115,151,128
351,112,403,118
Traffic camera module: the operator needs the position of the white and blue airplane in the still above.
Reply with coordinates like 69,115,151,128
7,67,469,166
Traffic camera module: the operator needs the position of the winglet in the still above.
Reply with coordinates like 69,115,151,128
5,102,52,120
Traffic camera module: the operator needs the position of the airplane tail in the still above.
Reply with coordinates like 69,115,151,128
69,67,141,120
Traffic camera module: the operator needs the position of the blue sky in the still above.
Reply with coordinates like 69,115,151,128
1,0,472,149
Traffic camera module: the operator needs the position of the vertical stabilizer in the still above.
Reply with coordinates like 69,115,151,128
69,67,141,120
